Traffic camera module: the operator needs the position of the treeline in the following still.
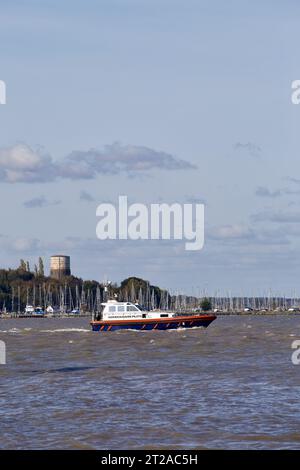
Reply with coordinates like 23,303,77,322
18,257,45,277
0,260,207,313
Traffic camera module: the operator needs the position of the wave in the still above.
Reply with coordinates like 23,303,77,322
40,328,90,333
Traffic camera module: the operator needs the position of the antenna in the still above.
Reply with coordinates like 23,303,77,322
102,276,112,300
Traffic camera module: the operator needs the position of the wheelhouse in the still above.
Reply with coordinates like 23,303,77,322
95,300,175,321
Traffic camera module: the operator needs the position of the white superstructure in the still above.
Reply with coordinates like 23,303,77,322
96,300,175,321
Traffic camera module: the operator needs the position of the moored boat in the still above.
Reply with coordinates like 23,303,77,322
33,306,45,316
24,304,35,315
90,300,216,332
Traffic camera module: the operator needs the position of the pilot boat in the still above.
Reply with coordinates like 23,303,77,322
90,300,216,332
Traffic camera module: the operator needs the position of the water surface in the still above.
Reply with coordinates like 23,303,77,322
0,315,300,449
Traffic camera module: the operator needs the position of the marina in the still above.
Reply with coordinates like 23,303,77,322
1,255,300,320
1,259,300,318
2,291,300,318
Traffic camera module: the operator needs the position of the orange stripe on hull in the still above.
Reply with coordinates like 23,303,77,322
91,314,216,328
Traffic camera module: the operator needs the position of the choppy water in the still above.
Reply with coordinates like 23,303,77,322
0,315,300,449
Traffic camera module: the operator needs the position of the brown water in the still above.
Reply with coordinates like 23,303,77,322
0,315,300,449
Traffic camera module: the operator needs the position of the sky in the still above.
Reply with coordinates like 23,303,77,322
1,0,300,295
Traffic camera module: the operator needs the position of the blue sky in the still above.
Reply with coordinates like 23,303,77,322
1,0,300,295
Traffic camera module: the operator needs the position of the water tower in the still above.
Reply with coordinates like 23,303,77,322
50,255,71,279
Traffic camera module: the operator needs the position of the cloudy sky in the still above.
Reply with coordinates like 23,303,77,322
1,0,300,295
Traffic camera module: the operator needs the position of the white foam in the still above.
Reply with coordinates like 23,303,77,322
116,328,141,333
167,325,205,332
40,328,90,333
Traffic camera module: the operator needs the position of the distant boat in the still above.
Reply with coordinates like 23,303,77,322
33,306,45,316
71,309,80,315
90,300,216,332
24,304,35,315
46,306,54,316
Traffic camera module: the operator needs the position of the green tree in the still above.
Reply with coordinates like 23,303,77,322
200,297,212,312
38,257,44,277
19,259,27,271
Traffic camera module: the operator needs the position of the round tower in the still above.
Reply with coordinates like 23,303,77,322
50,255,71,279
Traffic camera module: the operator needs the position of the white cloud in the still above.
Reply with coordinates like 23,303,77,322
8,237,42,253
255,186,300,198
23,196,61,208
79,190,94,202
252,211,300,223
209,224,254,240
208,223,289,247
255,186,281,198
60,142,196,179
0,142,196,183
0,144,56,183
234,142,261,158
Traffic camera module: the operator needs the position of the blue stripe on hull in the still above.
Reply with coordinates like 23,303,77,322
91,319,214,332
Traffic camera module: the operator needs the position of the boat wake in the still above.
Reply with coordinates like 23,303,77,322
167,325,206,332
40,328,90,333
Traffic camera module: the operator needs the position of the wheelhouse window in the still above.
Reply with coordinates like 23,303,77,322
108,306,116,312
135,304,146,311
127,305,139,312
117,305,125,312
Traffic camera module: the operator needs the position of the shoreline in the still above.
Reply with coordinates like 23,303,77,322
0,314,92,319
1,311,300,319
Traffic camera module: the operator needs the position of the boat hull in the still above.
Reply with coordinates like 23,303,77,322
90,314,216,332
